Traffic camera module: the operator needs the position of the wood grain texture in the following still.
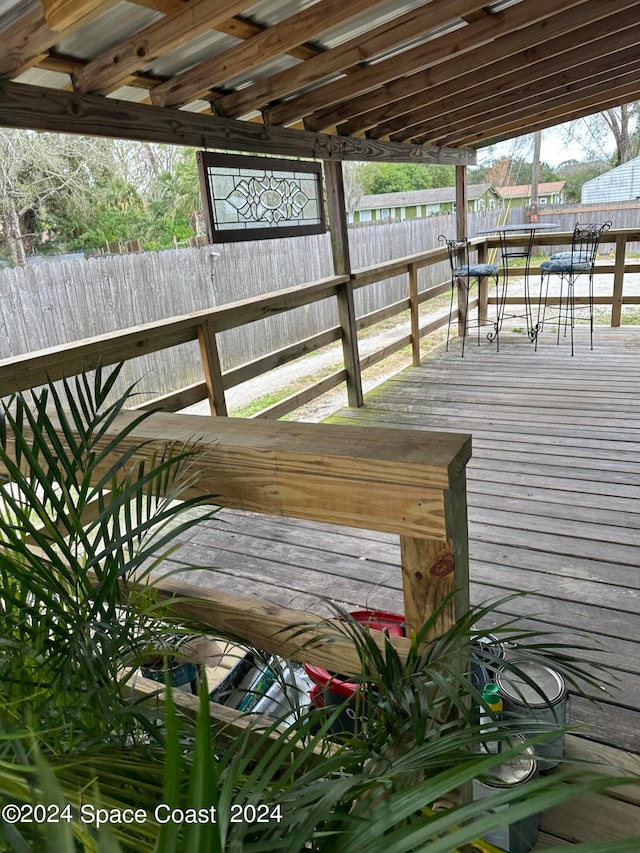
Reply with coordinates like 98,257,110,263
0,81,475,165
1,407,470,537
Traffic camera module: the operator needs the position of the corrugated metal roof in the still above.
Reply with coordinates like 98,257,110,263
0,0,637,157
145,30,241,79
55,2,162,61
356,184,497,209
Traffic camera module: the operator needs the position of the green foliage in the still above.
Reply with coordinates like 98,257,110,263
0,364,216,751
469,156,560,187
556,159,611,202
1,605,640,851
357,162,455,195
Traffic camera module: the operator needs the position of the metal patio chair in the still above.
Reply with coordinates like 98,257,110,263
536,221,611,355
440,235,500,356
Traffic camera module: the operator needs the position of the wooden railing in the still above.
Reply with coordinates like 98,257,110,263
1,228,639,420
2,226,636,739
14,406,471,736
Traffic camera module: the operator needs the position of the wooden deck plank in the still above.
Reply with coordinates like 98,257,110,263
168,327,640,765
327,327,640,759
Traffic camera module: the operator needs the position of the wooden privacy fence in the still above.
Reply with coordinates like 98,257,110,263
1,227,639,419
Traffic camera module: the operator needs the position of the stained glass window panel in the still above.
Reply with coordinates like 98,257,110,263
197,152,326,242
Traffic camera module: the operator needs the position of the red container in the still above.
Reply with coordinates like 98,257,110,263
304,610,404,726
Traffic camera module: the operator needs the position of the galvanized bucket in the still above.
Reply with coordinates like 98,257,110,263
473,735,539,853
497,659,567,770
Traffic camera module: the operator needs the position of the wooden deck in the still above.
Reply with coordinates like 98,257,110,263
166,324,640,845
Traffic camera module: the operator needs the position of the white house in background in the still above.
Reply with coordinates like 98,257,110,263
350,184,500,223
581,156,640,203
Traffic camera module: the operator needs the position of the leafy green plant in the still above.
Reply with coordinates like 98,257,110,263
0,364,216,752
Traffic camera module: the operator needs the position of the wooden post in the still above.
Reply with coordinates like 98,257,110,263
400,466,469,640
197,320,227,416
455,165,468,336
325,160,364,408
611,233,626,327
409,262,421,366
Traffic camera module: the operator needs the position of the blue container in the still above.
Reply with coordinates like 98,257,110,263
471,633,505,690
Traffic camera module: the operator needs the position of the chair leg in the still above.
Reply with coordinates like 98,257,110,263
589,272,594,350
535,273,550,351
446,282,454,352
461,282,470,357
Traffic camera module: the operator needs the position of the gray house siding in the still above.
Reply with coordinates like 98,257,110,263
581,157,640,204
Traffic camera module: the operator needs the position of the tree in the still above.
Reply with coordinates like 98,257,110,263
561,104,640,166
555,159,610,202
0,130,133,265
357,162,454,195
469,156,560,188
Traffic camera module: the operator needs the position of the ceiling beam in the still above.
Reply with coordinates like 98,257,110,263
377,28,640,142
266,0,593,129
390,49,640,146
213,0,491,120
149,0,392,108
0,1,118,76
309,0,640,134
431,79,640,149
73,0,251,94
0,80,475,165
39,0,116,32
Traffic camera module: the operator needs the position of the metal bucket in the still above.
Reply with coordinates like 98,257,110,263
497,659,567,770
473,735,539,853
471,632,506,690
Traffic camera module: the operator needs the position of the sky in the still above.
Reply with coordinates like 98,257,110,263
476,118,616,169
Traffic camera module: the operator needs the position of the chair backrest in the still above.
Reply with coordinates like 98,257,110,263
570,221,612,267
439,234,470,272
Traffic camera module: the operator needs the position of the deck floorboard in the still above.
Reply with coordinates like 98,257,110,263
169,326,640,760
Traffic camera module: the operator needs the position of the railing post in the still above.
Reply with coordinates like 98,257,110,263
611,233,626,327
400,465,470,640
325,160,363,407
409,261,421,367
197,320,227,416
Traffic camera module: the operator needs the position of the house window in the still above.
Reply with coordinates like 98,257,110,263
360,209,372,221
380,208,391,219
540,197,548,204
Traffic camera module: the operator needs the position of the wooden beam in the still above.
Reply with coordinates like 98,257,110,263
40,0,116,32
303,0,639,136
446,77,640,148
213,0,493,119
151,578,413,675
423,68,640,148
73,0,251,95
325,160,363,408
13,407,471,540
268,0,594,130
400,467,469,638
197,319,227,416
150,0,391,108
0,80,475,165
0,2,117,76
372,37,640,142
